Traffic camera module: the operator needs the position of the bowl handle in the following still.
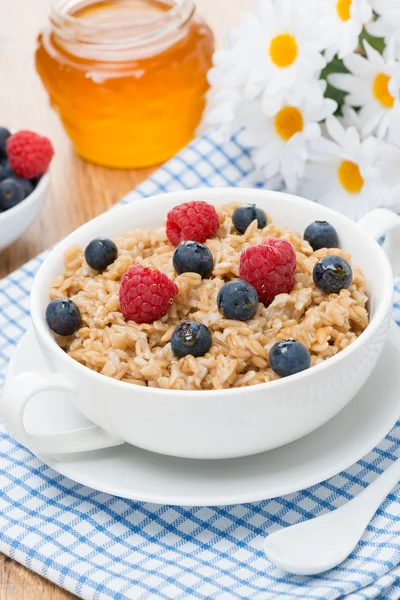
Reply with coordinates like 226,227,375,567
0,371,124,454
358,208,400,276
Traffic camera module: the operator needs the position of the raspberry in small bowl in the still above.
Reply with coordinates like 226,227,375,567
0,128,53,251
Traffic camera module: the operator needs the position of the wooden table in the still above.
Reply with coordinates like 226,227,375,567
0,0,254,597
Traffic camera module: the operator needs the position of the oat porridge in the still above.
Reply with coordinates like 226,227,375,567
46,200,369,390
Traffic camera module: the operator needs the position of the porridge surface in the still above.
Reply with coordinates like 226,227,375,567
49,202,369,390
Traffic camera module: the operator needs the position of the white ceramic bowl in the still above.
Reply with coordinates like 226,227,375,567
2,188,400,459
0,173,49,251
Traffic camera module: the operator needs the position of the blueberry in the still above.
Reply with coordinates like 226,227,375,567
232,203,267,234
304,221,339,251
85,237,118,271
269,339,311,377
313,255,352,294
0,161,14,181
0,127,11,159
46,298,81,336
30,175,42,189
217,280,258,321
10,176,33,198
171,321,212,358
0,178,25,211
173,241,213,278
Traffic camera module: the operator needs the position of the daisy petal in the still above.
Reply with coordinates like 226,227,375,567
326,117,346,146
343,53,375,77
363,41,385,67
359,104,385,137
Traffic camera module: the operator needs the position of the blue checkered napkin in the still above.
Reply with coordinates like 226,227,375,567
1,131,400,600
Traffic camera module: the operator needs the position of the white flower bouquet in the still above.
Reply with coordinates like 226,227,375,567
207,0,400,219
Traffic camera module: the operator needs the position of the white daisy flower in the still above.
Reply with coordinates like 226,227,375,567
236,94,337,193
301,116,396,220
328,41,400,139
366,0,400,51
308,0,372,61
207,0,327,117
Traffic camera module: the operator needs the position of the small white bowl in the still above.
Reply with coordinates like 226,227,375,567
0,173,49,251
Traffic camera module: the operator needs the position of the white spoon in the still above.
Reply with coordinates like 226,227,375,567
264,456,400,575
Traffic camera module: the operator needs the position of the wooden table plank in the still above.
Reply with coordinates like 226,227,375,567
0,556,76,600
0,0,254,597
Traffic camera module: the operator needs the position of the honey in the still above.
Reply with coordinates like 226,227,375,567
35,0,214,168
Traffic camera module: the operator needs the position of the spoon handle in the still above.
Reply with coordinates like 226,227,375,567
347,456,400,524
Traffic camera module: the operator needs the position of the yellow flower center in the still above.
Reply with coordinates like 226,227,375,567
337,160,364,194
373,73,395,108
336,0,351,21
269,33,298,68
274,106,304,140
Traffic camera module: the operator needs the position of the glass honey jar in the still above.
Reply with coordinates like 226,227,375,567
35,0,214,168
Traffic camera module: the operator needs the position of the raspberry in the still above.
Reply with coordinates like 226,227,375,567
119,265,178,324
6,130,54,179
166,201,219,246
239,238,296,305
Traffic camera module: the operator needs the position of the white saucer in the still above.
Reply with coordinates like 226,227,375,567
6,327,400,506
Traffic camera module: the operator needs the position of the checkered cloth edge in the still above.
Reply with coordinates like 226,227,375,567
0,130,400,600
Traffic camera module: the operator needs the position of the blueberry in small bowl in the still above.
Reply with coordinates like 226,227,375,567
0,127,11,159
0,160,14,181
0,178,26,211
